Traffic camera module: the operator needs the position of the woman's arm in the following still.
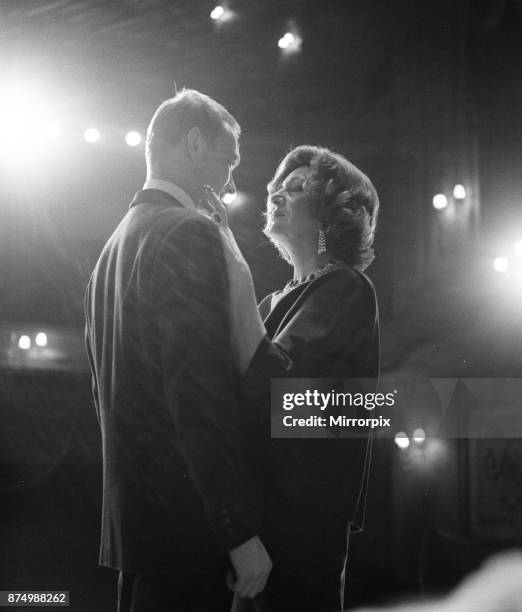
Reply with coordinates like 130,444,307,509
201,186,268,374
218,224,268,374
244,268,379,391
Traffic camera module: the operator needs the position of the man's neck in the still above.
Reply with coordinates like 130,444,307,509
146,171,202,205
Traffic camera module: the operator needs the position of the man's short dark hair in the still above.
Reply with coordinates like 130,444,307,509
146,89,240,163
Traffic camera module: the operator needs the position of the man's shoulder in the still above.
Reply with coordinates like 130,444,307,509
130,205,225,272
94,200,221,277
122,200,217,246
130,197,193,225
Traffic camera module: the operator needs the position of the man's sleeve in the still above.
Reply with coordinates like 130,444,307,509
84,282,101,426
149,215,261,551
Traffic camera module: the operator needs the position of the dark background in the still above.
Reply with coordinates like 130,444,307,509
0,1,521,609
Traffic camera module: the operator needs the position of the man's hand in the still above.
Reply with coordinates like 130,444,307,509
227,536,273,599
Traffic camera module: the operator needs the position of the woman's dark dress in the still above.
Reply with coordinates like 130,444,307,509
243,263,380,612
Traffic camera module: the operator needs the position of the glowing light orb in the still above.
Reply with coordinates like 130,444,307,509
278,32,301,51
394,431,410,449
210,6,225,20
432,194,448,210
84,128,101,143
453,184,466,199
413,428,426,443
35,332,48,347
47,124,62,140
125,131,142,147
18,335,31,350
278,33,294,49
222,192,237,205
493,257,509,273
0,80,59,162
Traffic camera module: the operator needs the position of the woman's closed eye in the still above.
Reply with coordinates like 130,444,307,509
283,179,305,193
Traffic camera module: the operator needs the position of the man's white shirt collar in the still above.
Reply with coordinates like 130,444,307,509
143,179,196,211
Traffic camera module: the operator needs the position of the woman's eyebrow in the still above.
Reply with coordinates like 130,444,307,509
267,175,305,194
283,176,305,188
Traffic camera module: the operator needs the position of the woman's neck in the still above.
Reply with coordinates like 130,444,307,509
290,249,333,281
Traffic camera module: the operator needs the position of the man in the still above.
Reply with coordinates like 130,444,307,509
84,89,272,612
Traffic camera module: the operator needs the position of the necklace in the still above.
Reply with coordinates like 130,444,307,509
283,261,339,293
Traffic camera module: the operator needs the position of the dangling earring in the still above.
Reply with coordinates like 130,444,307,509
317,229,327,254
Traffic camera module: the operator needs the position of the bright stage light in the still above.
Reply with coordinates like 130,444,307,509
493,257,509,273
432,193,448,210
278,33,294,49
394,431,410,449
413,428,426,444
18,335,31,350
223,190,249,210
47,124,62,140
84,128,101,143
210,5,225,20
125,131,142,147
35,332,48,347
222,192,236,205
0,79,59,163
278,32,301,51
453,184,466,199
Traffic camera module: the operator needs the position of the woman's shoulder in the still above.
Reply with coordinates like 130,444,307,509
316,263,377,297
311,264,379,327
258,264,376,318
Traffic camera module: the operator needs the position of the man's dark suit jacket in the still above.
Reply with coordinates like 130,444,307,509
244,265,380,530
85,189,260,573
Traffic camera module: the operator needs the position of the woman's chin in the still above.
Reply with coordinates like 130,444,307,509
265,222,287,239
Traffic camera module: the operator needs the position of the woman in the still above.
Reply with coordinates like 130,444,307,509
210,144,380,612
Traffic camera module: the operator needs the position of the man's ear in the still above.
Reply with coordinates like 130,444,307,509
186,126,204,161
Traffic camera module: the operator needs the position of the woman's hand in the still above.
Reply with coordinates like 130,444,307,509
202,185,229,227
215,220,266,374
199,185,266,372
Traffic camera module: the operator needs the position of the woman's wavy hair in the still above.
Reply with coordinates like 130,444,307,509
265,145,379,271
